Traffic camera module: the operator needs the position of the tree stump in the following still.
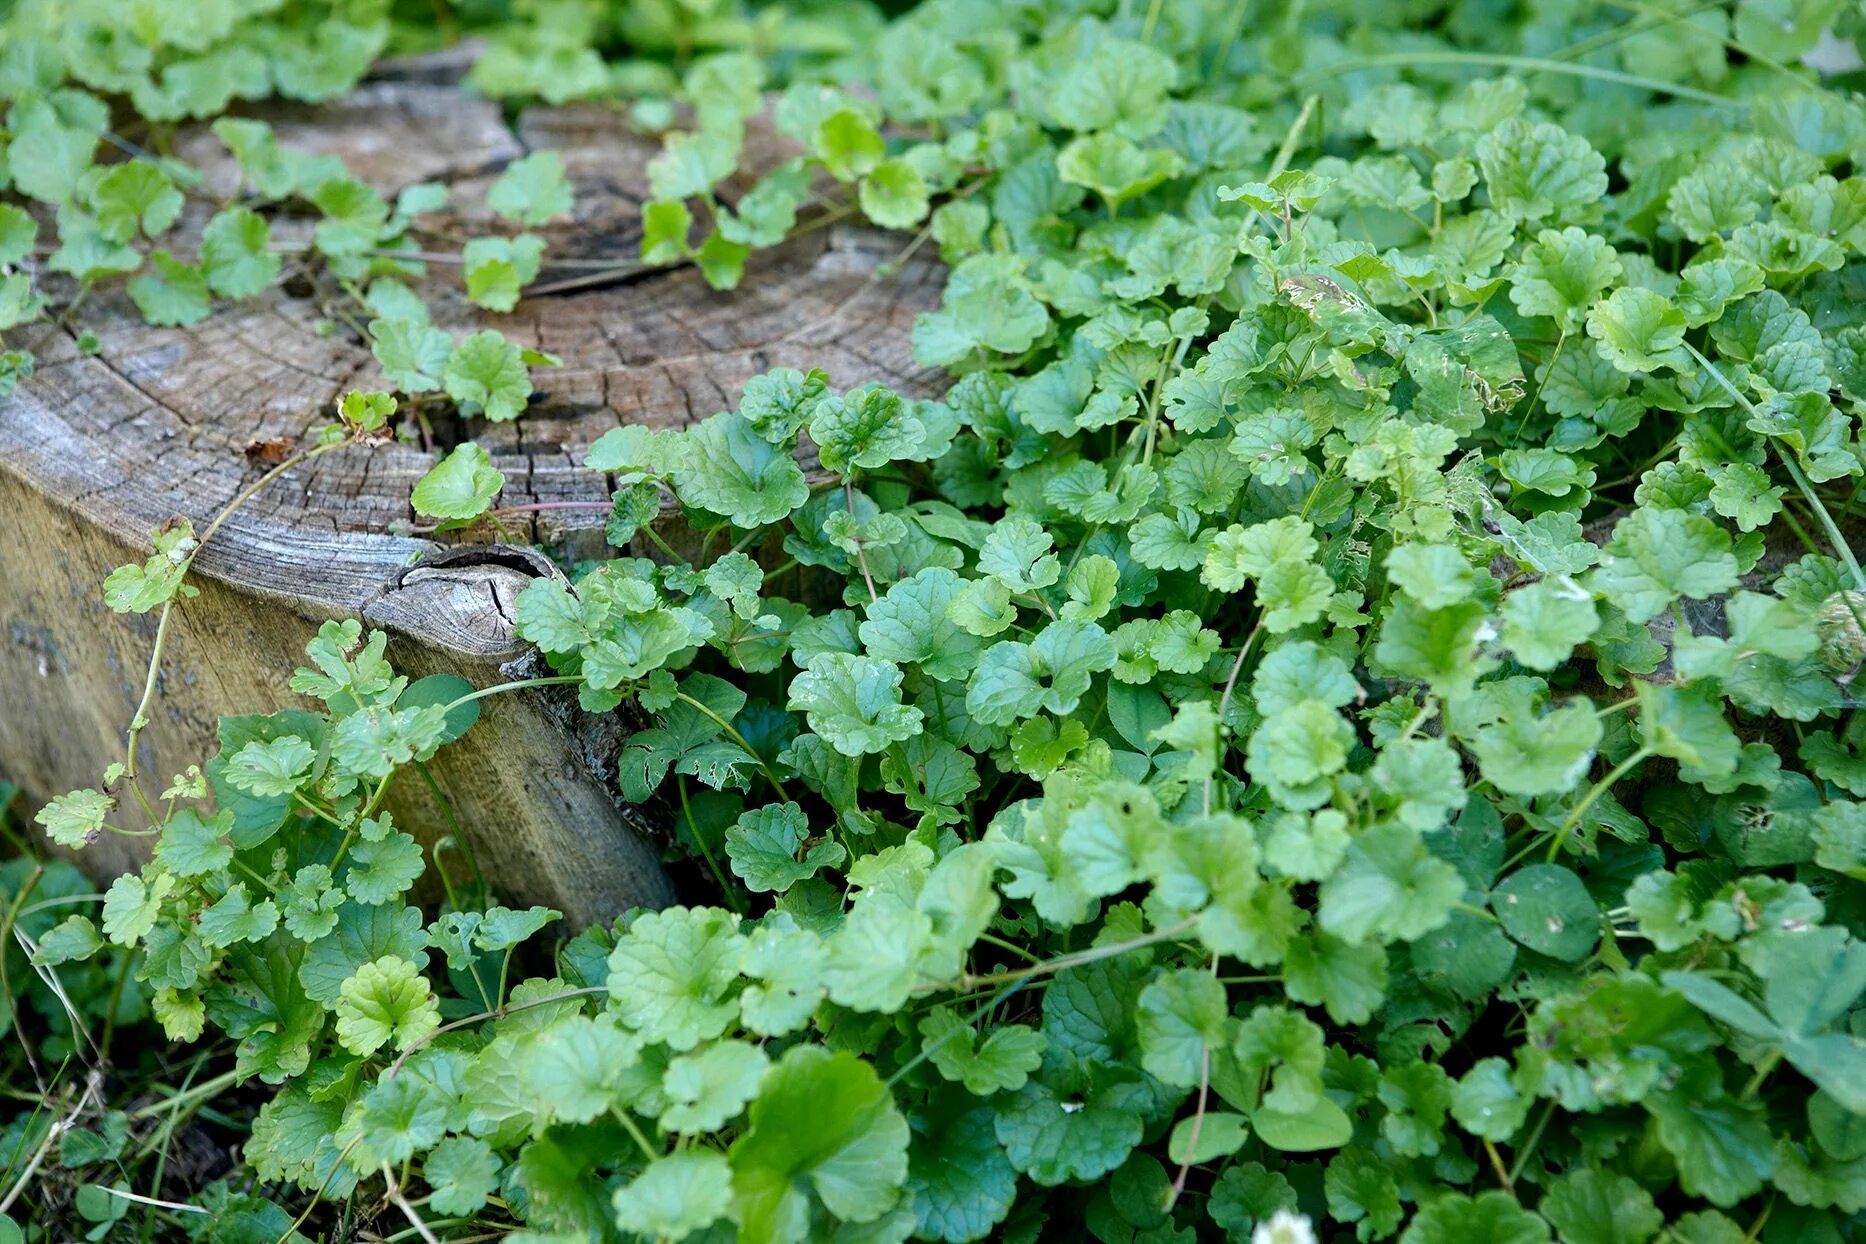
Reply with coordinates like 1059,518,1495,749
0,75,944,925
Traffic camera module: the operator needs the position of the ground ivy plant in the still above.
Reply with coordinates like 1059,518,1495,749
17,1,1866,1242
0,0,861,428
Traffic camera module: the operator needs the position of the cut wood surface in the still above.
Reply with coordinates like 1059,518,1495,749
0,71,944,924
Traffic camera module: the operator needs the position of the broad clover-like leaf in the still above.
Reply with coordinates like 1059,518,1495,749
199,883,281,948
373,317,453,392
859,566,984,681
660,1038,769,1133
36,788,114,849
424,1137,500,1217
128,252,212,327
977,514,1061,593
200,207,280,298
1508,227,1620,330
808,383,957,474
901,1096,1020,1244
279,865,344,940
1490,864,1599,963
913,257,1052,367
224,735,316,797
1318,825,1461,945
787,652,924,756
429,904,560,970
739,917,829,1038
814,841,992,1011
1202,515,1318,592
463,233,545,311
516,563,712,691
968,620,1117,727
101,872,176,947
344,817,425,904
103,520,199,614
1247,700,1355,810
1590,506,1738,623
331,703,449,781
289,621,397,710
486,150,572,225
740,366,830,442
1499,578,1599,671
726,802,846,893
614,1151,734,1240
675,411,811,527
1587,287,1689,372
33,914,102,967
411,443,504,521
333,954,441,1056
1136,967,1227,1087
1398,1191,1549,1244
728,1046,911,1242
994,1056,1150,1186
606,905,746,1050
1476,118,1607,223
309,177,390,256
518,1012,643,1127
1665,925,1866,1113
91,161,182,241
1459,677,1602,798
881,735,980,827
918,1009,1046,1095
442,330,531,422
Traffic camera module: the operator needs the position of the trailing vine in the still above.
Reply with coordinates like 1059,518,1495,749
12,1,1866,1242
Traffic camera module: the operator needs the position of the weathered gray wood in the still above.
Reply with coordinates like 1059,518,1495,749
0,76,942,924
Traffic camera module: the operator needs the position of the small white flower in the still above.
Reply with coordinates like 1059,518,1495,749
1252,1209,1318,1244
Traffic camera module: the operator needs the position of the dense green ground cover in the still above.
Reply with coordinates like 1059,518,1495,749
9,0,1866,1240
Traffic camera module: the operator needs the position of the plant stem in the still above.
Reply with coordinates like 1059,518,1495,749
673,692,790,800
1506,1099,1557,1183
1483,1138,1515,1194
127,1068,243,1121
1543,747,1652,864
1684,342,1866,592
1165,954,1221,1211
1744,1196,1775,1243
122,439,345,821
439,675,587,713
1597,0,1804,85
383,1165,443,1244
1206,621,1264,814
1298,50,1742,107
417,760,485,897
976,932,1043,964
1140,0,1167,42
1268,95,1320,182
846,479,879,602
932,918,1198,994
615,1110,661,1164
197,441,345,550
120,600,175,825
97,945,136,1060
1741,1047,1784,1098
95,1187,207,1216
383,987,607,1081
680,775,745,916
0,867,45,1087
359,773,397,823
273,1134,364,1244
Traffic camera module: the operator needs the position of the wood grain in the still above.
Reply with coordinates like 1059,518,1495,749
0,76,943,923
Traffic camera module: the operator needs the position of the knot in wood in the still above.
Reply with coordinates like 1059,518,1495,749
368,544,563,661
